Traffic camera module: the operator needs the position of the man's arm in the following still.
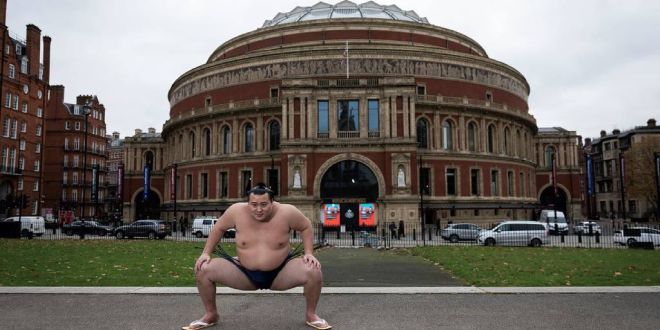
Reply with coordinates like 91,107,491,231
288,206,320,268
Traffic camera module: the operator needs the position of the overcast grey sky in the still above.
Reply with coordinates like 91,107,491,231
6,0,660,140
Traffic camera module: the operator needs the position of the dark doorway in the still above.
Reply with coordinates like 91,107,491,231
539,186,567,214
320,160,378,201
134,190,161,220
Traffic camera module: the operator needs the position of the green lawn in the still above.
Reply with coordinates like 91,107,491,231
412,245,660,286
2,240,660,286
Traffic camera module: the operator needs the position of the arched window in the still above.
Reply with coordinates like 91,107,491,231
503,127,511,155
416,119,429,149
269,121,280,151
487,124,496,153
523,132,528,159
545,146,556,169
442,120,453,150
203,128,211,156
222,126,231,154
188,131,196,158
516,130,522,157
467,122,477,152
244,123,254,152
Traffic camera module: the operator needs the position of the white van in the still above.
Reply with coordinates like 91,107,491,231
538,209,569,235
3,216,46,237
192,217,218,238
478,221,548,247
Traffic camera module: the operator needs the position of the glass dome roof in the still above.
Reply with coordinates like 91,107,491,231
262,1,429,28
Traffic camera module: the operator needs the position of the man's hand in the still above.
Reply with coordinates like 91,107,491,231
302,254,321,269
195,253,211,273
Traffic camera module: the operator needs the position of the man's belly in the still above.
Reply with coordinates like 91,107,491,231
236,247,290,271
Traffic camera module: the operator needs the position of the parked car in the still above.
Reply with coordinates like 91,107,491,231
538,209,569,235
114,220,171,239
192,216,235,238
63,220,113,236
574,221,601,235
441,223,482,243
2,216,46,237
613,227,660,246
477,221,548,247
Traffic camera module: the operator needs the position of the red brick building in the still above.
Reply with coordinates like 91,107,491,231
0,0,50,218
122,1,583,225
42,88,108,220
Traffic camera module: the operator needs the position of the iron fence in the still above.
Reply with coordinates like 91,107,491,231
4,219,659,250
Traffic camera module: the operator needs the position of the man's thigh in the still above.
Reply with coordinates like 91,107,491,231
269,258,315,290
201,258,257,290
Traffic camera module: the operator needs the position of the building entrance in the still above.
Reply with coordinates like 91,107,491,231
320,160,378,229
134,190,161,220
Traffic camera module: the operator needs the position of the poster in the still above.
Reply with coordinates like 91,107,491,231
359,203,376,227
322,203,340,227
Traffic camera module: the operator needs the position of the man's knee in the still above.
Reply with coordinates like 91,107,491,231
304,265,323,283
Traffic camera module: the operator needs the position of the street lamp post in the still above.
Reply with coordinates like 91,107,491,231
79,103,92,220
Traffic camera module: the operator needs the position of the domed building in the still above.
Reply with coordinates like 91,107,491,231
121,1,583,227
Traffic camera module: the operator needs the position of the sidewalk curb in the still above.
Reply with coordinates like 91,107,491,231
1,286,659,295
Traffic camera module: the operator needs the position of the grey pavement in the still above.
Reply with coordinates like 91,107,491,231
2,247,660,329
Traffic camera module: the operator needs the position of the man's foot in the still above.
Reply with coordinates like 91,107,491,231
306,318,332,329
182,318,217,330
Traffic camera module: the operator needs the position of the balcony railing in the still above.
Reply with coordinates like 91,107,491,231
337,131,360,138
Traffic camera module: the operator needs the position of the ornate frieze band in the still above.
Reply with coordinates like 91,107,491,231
170,58,528,107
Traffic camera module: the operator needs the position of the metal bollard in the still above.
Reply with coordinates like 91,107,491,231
351,230,355,246
413,228,416,241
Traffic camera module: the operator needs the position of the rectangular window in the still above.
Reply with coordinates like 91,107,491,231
73,172,79,184
2,118,9,136
490,170,499,196
417,85,426,95
35,143,41,153
12,95,18,110
507,171,514,196
220,172,228,198
629,200,637,213
19,140,25,151
73,155,79,168
4,93,10,108
35,125,41,136
34,160,40,172
63,172,68,184
33,181,39,191
20,121,27,133
470,169,481,196
368,99,379,136
18,157,24,170
268,168,279,196
200,173,208,198
337,100,359,132
270,88,279,98
75,122,81,130
420,167,431,195
72,190,78,202
11,119,17,138
22,102,28,113
8,64,14,79
36,108,43,117
186,174,193,199
446,168,457,196
241,170,252,197
17,178,23,190
65,121,70,130
317,100,329,137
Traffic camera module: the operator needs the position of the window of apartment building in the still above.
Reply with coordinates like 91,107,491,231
15,44,22,55
220,172,228,198
200,173,208,198
507,171,514,196
21,102,27,113
19,140,25,151
318,100,329,138
368,99,379,137
74,138,80,150
241,170,252,197
34,160,40,172
264,169,278,197
604,142,611,151
186,174,193,199
75,122,80,130
65,121,70,130
337,100,359,132
62,190,67,201
35,143,41,154
12,95,18,110
270,88,279,98
416,85,426,96
545,146,555,169
36,108,42,117
446,168,457,196
442,120,453,150
33,181,39,192
269,121,280,151
20,121,26,133
72,189,78,202
2,118,9,137
8,64,15,79
64,137,69,150
63,172,68,184
420,167,431,195
629,200,637,213
18,157,24,171
8,148,15,169
490,169,499,196
4,93,10,108
10,119,17,138
470,169,481,196
244,123,254,152
416,119,429,149
17,178,23,191
20,56,28,74
73,155,79,168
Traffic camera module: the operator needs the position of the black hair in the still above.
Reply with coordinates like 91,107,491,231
246,182,274,201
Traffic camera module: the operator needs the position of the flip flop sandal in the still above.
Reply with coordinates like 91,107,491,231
182,319,216,330
306,318,332,329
